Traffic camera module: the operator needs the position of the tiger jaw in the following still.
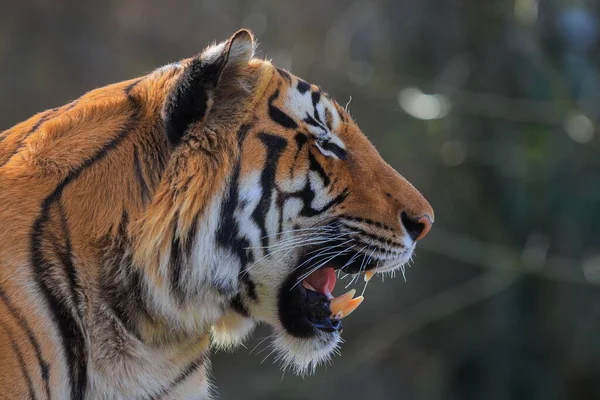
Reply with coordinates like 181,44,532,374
261,240,415,374
275,236,416,333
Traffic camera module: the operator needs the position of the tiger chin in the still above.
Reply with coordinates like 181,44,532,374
0,29,433,399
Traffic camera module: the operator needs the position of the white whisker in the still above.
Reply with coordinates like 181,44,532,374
248,334,275,355
242,234,354,277
293,243,355,289
289,238,355,274
258,225,338,240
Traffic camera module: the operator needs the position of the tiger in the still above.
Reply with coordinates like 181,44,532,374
0,29,434,399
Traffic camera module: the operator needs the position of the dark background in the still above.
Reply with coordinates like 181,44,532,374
1,1,599,399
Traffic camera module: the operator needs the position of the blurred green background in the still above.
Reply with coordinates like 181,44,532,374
1,1,599,399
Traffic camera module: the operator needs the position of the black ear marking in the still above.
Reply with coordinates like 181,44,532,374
163,59,216,145
163,29,255,145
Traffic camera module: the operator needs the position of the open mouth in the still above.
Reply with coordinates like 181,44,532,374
277,245,379,338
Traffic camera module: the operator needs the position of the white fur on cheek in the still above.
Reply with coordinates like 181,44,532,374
236,178,343,376
144,193,238,335
308,170,333,210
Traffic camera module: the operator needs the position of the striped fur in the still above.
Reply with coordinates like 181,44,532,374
0,29,433,399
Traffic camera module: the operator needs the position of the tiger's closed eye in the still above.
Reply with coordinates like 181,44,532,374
317,140,348,160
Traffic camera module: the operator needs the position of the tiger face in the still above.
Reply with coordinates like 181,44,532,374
170,31,434,374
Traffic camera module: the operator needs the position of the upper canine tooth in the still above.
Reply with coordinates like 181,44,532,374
364,270,375,282
302,281,316,292
340,296,364,318
329,289,356,315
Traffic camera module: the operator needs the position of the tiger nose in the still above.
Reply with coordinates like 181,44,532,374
401,212,433,241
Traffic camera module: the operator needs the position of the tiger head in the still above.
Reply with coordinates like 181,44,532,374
133,30,433,374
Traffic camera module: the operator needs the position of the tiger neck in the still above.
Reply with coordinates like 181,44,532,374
115,62,276,345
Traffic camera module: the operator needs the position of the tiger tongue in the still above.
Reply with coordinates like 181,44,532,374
304,267,336,297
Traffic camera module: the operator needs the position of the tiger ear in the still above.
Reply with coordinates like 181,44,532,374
163,29,255,145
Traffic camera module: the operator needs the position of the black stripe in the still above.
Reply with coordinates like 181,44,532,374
296,79,310,94
30,108,59,132
101,212,150,341
184,215,199,259
252,133,288,251
311,91,321,108
0,109,56,168
167,210,201,302
360,241,401,256
0,288,50,399
230,294,250,317
133,145,151,203
309,90,327,130
124,78,144,96
276,67,292,85
339,215,395,232
103,257,148,342
308,188,349,216
30,84,142,400
236,123,253,147
102,250,151,341
57,200,85,321
216,160,257,300
320,141,347,160
290,132,308,179
340,222,404,248
303,112,326,130
0,321,37,400
281,176,348,218
294,133,307,158
268,90,298,130
170,220,187,303
147,352,206,400
276,189,285,237
308,151,330,186
1,101,79,168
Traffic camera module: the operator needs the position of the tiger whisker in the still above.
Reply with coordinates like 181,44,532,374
265,231,352,252
244,231,334,250
290,238,355,274
345,247,376,289
249,334,276,355
242,233,355,276
258,225,338,240
241,238,338,277
243,236,353,278
292,245,354,289
337,244,368,273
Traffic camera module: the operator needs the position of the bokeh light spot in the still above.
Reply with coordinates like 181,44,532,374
583,253,600,283
564,111,595,144
398,87,451,120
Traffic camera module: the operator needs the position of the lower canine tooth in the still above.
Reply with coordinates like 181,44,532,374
302,281,316,291
340,296,364,318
